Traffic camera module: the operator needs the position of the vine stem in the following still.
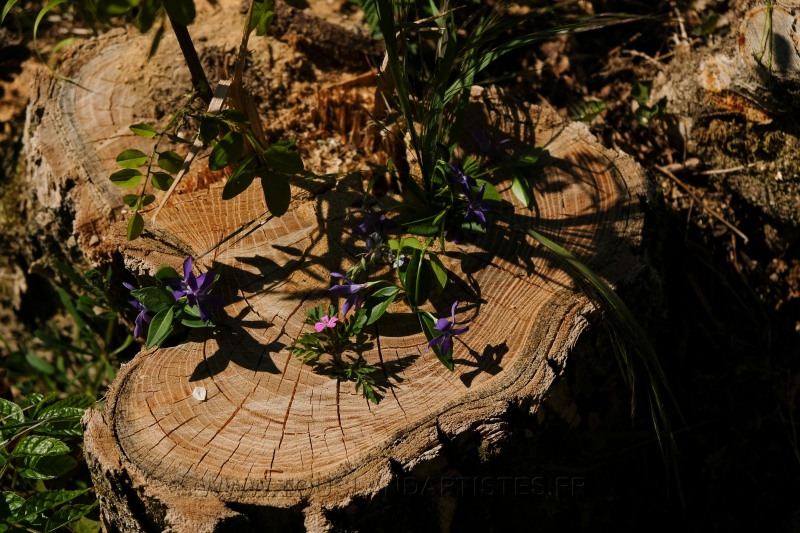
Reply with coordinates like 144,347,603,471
164,13,213,105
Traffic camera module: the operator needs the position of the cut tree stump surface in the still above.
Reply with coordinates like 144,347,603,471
22,3,647,531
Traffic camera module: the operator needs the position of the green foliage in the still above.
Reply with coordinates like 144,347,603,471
627,80,667,125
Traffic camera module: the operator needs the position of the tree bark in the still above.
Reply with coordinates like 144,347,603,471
21,1,648,532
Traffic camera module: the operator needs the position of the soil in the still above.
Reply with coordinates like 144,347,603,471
2,0,800,531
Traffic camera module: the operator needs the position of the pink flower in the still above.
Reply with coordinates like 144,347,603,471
314,315,339,332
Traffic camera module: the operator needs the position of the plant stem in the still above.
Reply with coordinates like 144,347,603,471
165,14,212,105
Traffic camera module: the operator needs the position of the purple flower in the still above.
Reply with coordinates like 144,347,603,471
123,282,153,339
315,315,339,332
471,128,510,158
365,232,383,260
426,301,469,356
389,250,407,268
163,257,222,322
355,211,397,236
328,273,368,316
448,163,477,193
464,184,497,230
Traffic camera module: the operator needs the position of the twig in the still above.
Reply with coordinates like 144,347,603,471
699,163,757,175
622,49,665,69
655,165,749,244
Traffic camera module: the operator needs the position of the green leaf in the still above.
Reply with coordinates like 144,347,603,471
135,0,160,33
209,131,243,171
0,491,24,522
155,266,180,281
250,0,275,36
130,287,174,313
222,157,257,200
198,119,219,144
260,171,291,217
473,179,502,204
0,398,24,425
157,150,184,174
18,455,77,480
116,149,148,168
142,194,156,207
167,133,191,145
70,516,102,533
146,306,174,349
36,396,94,421
45,502,98,533
511,168,531,208
122,194,139,208
1,0,20,25
418,312,453,370
404,249,432,307
26,352,55,375
11,436,69,457
163,0,195,25
631,80,652,106
401,237,423,251
127,212,144,241
428,253,448,295
263,144,303,175
109,169,142,189
218,109,250,125
129,122,156,138
96,0,139,18
17,490,89,523
151,172,174,191
364,286,400,325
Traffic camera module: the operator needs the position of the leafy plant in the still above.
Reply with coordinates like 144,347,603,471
626,80,666,125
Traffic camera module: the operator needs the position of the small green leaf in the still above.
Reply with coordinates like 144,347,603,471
428,253,448,295
1,0,20,25
218,109,250,124
122,194,139,208
364,286,401,325
130,286,174,313
45,502,98,533
151,172,174,191
17,490,89,523
209,131,243,171
116,149,148,168
163,0,195,25
142,194,156,207
155,266,180,281
157,150,184,174
18,455,77,480
127,212,144,241
263,144,304,175
222,157,257,200
0,491,25,522
71,516,102,533
96,0,138,18
36,395,93,420
146,306,174,349
511,168,532,208
404,249,432,307
250,0,275,36
199,119,219,143
167,133,191,144
129,123,156,138
401,237,423,251
109,169,143,189
26,352,55,375
0,398,24,425
11,436,70,457
260,171,291,216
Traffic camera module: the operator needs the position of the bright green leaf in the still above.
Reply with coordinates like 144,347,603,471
0,491,25,522
428,253,448,295
18,455,77,480
11,436,70,457
45,502,98,533
129,122,156,138
404,249,431,307
122,194,139,208
364,286,401,325
151,171,174,191
146,306,174,349
130,287,174,313
155,266,180,281
17,490,89,523
127,211,144,241
511,168,531,208
116,149,147,168
0,398,24,425
109,169,143,189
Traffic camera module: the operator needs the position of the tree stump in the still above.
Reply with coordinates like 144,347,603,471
21,2,648,532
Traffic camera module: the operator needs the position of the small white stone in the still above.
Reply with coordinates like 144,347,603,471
89,235,99,246
192,387,207,401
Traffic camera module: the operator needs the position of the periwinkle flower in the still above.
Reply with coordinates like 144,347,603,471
315,315,339,332
328,273,368,316
448,163,477,193
389,251,407,269
365,232,383,260
471,128,510,158
123,282,153,339
163,257,222,322
464,184,497,230
426,301,469,356
355,211,397,236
